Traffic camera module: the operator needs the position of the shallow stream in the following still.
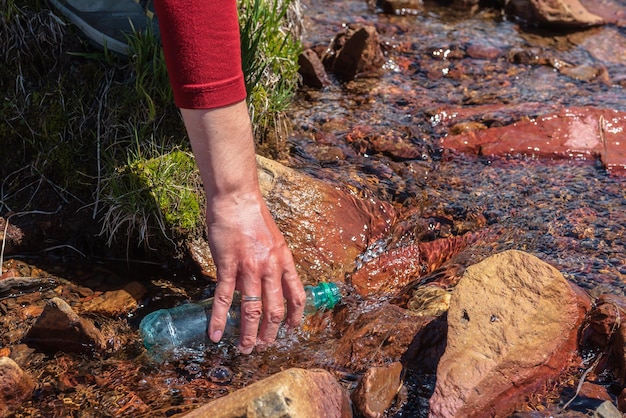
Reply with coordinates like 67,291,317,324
4,0,626,416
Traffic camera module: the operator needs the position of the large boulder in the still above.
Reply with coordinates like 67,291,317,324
430,250,590,417
188,155,396,283
182,368,352,418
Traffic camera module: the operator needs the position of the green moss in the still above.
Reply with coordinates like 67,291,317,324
129,150,201,232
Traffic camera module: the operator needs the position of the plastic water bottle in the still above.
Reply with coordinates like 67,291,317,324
139,282,341,357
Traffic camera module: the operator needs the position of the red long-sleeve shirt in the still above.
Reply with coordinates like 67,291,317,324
153,0,247,109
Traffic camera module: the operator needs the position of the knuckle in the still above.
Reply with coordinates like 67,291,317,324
293,292,307,309
265,307,285,325
214,293,234,308
239,335,257,348
242,303,263,320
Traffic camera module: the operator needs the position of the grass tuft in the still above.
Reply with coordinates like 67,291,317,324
0,0,302,258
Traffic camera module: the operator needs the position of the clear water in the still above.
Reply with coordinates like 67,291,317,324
5,0,626,416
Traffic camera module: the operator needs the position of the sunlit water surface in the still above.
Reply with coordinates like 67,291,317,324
9,0,626,416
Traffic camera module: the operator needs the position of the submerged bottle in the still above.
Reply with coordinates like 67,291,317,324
139,282,341,357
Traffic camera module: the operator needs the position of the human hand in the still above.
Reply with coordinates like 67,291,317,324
180,104,304,354
205,190,306,354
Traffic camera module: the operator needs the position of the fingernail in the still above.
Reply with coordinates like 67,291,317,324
211,330,223,343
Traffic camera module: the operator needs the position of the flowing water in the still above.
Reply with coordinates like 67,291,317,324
4,0,626,416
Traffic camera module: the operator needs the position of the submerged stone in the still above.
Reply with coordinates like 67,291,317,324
334,304,430,371
442,107,626,176
80,281,146,317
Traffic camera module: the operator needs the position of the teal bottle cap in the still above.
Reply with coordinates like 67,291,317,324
318,282,341,309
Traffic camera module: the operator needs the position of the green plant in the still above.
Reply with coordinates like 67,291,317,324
125,20,173,120
0,0,303,257
239,0,302,149
99,141,203,251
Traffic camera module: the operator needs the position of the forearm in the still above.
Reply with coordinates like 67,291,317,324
181,103,261,218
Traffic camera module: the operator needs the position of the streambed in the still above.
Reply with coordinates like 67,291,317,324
2,0,626,416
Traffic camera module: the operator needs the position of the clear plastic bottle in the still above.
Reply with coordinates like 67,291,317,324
139,282,341,357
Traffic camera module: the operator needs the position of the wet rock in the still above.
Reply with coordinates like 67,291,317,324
0,356,35,417
559,63,607,82
332,25,385,81
429,250,590,417
188,156,396,282
579,293,626,384
505,0,604,27
578,381,612,402
404,285,452,317
442,107,626,176
334,303,430,371
351,362,403,418
577,27,626,66
23,297,106,353
377,0,422,15
298,48,331,89
579,0,626,26
81,281,146,317
182,368,352,418
594,401,622,418
351,234,475,296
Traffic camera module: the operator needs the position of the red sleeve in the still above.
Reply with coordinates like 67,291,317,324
153,0,247,109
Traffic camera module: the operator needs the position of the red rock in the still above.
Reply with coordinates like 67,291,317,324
334,304,430,371
24,297,106,353
430,250,591,417
579,0,626,26
505,0,604,26
298,48,331,89
189,156,397,283
0,357,35,417
442,107,626,175
466,43,503,60
333,25,385,81
578,381,612,402
351,234,477,296
579,293,626,384
352,362,404,418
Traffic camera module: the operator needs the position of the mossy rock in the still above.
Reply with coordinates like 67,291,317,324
128,150,202,232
